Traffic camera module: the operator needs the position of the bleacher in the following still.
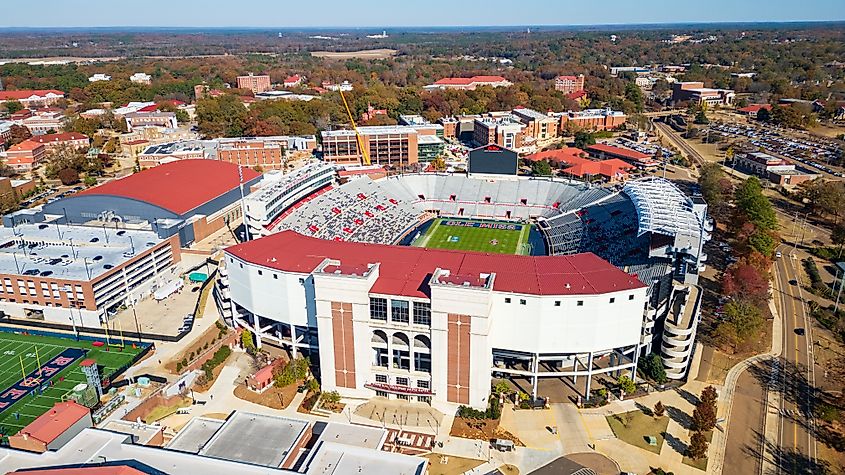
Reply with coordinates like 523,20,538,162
542,193,648,266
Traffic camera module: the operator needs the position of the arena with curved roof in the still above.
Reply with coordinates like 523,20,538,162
217,169,711,411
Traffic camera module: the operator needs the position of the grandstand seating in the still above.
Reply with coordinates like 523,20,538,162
272,173,618,247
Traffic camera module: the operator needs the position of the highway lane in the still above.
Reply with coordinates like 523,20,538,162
772,246,818,474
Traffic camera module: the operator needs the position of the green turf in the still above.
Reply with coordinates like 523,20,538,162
0,331,144,437
412,218,532,255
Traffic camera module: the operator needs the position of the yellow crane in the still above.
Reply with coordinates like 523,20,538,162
338,88,371,166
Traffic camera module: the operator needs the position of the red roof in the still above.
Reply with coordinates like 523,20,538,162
0,89,64,101
78,160,261,215
18,401,90,445
587,143,651,161
566,90,588,100
525,147,587,164
738,103,772,113
7,140,44,152
226,231,645,298
556,75,579,81
284,74,302,84
31,132,89,144
251,364,275,384
136,104,160,113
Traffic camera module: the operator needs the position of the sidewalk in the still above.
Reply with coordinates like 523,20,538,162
707,294,783,475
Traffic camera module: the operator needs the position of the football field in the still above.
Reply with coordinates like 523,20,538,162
0,330,144,438
412,218,532,255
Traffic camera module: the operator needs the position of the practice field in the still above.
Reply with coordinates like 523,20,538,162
0,331,144,438
412,218,532,255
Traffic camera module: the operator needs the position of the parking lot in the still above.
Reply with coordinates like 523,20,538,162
707,122,845,178
19,185,84,208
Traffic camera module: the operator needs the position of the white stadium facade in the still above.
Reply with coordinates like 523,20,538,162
215,163,711,411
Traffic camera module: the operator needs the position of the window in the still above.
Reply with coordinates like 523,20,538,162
519,299,526,305
413,302,431,326
414,352,431,373
577,300,584,306
554,301,561,307
629,294,635,300
370,297,388,321
273,274,278,279
298,278,305,284
397,394,410,401
609,297,615,304
375,390,388,398
374,348,389,367
393,349,411,370
391,300,410,324
417,380,430,389
418,396,431,404
396,377,409,386
375,374,388,383
505,297,511,303
257,270,263,276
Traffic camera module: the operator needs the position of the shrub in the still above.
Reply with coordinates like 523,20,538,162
57,168,80,185
180,358,188,368
322,390,341,405
457,405,487,420
617,375,636,394
638,353,668,384
176,362,183,372
200,345,231,380
487,396,501,420
273,357,310,387
654,401,666,418
306,378,321,394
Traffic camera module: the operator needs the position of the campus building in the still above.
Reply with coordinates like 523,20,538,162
671,82,735,107
472,115,526,150
424,75,512,91
236,74,272,94
553,108,627,132
512,107,559,141
4,160,261,247
0,90,65,109
554,74,585,94
321,126,419,167
0,223,181,327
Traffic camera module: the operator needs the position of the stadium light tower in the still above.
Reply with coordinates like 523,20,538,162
238,165,251,242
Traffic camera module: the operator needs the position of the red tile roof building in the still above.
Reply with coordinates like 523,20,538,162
8,402,92,453
526,148,634,182
5,139,47,171
0,89,65,108
30,132,90,149
425,75,512,91
586,143,656,168
737,103,772,118
283,74,305,87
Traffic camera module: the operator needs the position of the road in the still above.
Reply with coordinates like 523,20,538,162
653,120,706,167
771,246,818,474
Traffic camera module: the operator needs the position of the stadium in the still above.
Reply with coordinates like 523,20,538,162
218,159,711,411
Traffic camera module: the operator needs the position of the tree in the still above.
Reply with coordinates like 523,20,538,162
692,399,717,432
832,224,845,257
240,329,256,354
756,107,771,122
735,177,778,232
573,131,596,150
721,263,770,303
196,94,249,137
624,81,644,112
687,431,709,460
531,159,552,176
715,299,765,347
617,375,636,394
8,125,31,146
700,385,718,408
694,110,709,125
57,168,80,186
4,100,23,114
653,400,665,418
638,352,668,384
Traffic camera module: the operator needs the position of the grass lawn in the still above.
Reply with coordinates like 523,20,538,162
413,218,532,255
0,330,145,437
423,453,485,475
682,430,712,471
606,410,670,454
144,396,192,423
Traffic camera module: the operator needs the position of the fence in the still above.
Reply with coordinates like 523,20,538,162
0,317,186,343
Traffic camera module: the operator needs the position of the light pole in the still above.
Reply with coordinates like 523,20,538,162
64,285,79,340
131,306,142,344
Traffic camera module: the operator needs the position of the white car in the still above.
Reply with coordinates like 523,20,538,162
776,251,782,258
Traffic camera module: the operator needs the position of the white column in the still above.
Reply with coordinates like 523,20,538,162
585,351,594,401
290,324,298,359
531,354,539,401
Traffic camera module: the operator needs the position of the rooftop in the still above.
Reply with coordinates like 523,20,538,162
101,420,163,445
165,417,224,454
227,230,646,299
417,134,445,145
587,143,651,161
303,441,426,475
198,412,309,468
77,160,260,215
16,402,89,445
321,125,418,137
0,224,165,281
30,133,89,145
310,421,386,450
0,90,64,100
246,162,335,205
623,177,704,237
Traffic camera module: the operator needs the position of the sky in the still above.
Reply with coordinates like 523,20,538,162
2,0,844,28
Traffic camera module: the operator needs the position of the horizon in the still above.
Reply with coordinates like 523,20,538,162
3,0,845,28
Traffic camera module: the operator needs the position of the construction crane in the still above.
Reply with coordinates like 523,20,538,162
338,88,371,166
